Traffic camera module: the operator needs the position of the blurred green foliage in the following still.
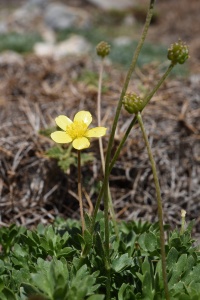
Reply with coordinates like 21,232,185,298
0,32,43,53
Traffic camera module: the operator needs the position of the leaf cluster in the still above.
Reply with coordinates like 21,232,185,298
0,216,199,299
44,144,94,173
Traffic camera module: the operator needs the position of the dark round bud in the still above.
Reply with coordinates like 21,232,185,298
123,93,144,114
167,40,189,65
96,41,111,58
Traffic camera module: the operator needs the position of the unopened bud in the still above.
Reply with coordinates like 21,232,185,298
181,209,186,218
180,209,187,235
168,40,189,65
123,93,144,114
96,41,111,58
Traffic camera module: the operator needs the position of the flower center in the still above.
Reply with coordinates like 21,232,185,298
66,121,88,140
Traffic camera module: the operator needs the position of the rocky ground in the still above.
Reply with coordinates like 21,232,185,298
0,0,199,237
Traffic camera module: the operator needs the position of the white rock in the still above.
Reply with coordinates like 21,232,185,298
34,35,91,58
87,0,135,10
27,0,49,8
113,36,132,47
189,74,200,86
34,42,56,57
12,5,41,25
55,35,91,58
0,22,8,34
0,51,24,66
40,26,56,44
123,14,136,26
44,3,89,30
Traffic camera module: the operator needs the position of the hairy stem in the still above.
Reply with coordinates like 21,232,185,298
97,58,119,238
137,112,170,300
109,115,138,172
97,59,106,173
77,150,85,235
92,62,174,231
102,3,155,298
105,0,155,171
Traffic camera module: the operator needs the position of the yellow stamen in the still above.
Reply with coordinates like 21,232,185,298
66,121,88,140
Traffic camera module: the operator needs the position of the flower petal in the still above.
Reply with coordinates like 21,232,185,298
72,137,90,150
86,127,107,138
55,115,72,131
51,131,72,143
74,111,92,126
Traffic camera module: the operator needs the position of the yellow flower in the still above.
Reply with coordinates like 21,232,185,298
51,111,107,150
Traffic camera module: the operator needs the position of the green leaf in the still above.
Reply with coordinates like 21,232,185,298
118,283,135,300
82,230,93,257
142,257,151,275
0,287,17,300
144,232,158,252
57,247,76,258
13,244,28,258
112,253,132,273
142,271,154,299
31,273,53,298
84,213,92,231
21,283,43,298
87,295,105,300
167,247,179,270
168,254,188,287
138,232,158,252
94,232,105,258
0,260,5,275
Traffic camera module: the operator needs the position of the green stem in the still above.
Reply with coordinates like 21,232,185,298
109,115,137,172
102,3,155,298
92,0,155,234
104,183,111,300
77,150,85,235
137,112,170,300
105,0,155,170
97,57,119,238
92,63,174,231
91,181,104,232
97,58,105,173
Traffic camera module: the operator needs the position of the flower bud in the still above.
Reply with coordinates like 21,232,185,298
123,93,144,114
96,41,111,58
167,40,189,65
181,209,186,218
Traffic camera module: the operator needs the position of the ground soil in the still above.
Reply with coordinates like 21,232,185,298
0,0,199,237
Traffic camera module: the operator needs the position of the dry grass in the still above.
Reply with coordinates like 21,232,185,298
0,55,199,236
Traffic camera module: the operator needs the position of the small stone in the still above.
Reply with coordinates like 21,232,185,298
34,35,91,58
34,42,55,57
44,3,89,30
12,5,41,26
27,0,49,8
0,51,24,66
40,26,56,44
0,22,8,34
87,0,135,10
113,36,132,47
55,35,91,58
